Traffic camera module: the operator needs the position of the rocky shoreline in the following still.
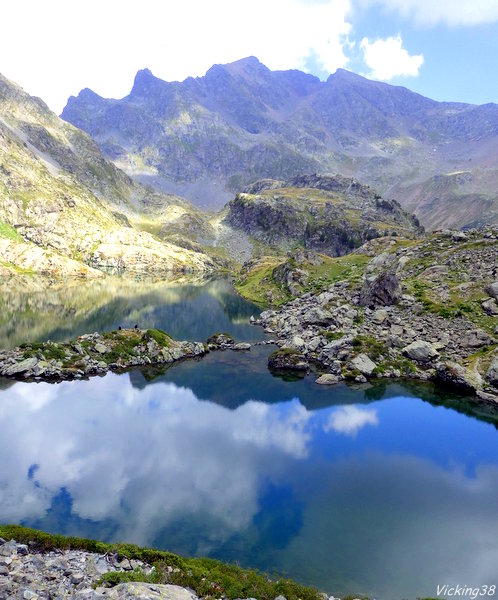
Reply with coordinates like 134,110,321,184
0,530,344,600
251,229,498,404
0,328,206,381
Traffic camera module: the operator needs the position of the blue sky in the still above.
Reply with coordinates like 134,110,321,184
0,0,497,112
346,1,498,104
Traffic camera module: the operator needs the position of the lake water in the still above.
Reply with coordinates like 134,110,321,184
0,277,497,600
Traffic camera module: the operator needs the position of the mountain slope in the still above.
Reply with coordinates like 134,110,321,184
0,73,217,276
61,57,498,229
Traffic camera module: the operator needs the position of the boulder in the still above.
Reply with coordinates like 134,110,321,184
302,306,333,325
233,343,251,351
487,281,498,300
482,298,498,316
359,272,402,307
351,353,377,376
402,341,439,362
2,357,38,376
315,373,340,385
372,308,388,324
268,349,308,372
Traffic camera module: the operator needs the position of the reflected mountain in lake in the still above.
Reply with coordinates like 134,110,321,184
0,355,497,600
0,275,263,349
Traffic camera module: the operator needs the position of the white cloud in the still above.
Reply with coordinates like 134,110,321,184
357,0,498,26
0,0,352,113
324,405,378,437
360,34,424,80
0,375,312,547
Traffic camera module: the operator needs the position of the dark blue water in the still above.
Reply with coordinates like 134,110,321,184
0,280,497,600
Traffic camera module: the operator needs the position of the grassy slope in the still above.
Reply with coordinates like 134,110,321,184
234,253,370,306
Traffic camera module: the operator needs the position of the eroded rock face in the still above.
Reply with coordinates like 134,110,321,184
359,272,402,307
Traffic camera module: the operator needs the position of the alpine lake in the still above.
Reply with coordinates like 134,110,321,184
0,275,497,600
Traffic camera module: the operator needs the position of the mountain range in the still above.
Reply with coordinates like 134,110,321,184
61,56,498,230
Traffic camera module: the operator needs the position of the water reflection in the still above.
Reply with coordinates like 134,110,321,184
0,275,263,348
0,363,497,600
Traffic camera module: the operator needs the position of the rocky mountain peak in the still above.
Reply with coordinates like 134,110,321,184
60,57,498,227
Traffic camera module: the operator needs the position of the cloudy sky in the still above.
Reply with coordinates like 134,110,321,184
1,0,498,113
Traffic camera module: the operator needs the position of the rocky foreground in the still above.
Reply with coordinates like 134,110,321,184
252,228,498,403
0,530,342,600
0,328,206,381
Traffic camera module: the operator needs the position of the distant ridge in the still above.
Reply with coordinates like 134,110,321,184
61,57,498,229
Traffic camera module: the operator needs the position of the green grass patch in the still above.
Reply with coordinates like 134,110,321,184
320,330,344,342
101,330,145,362
146,328,172,348
235,253,369,307
352,335,388,362
21,342,66,361
0,220,22,241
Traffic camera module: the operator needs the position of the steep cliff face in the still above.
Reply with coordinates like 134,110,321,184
225,175,422,256
61,57,498,228
0,73,216,276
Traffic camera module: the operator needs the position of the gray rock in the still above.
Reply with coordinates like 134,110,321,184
390,324,403,336
486,357,498,388
461,329,493,348
103,583,198,600
436,362,479,393
0,540,17,557
286,335,305,351
94,343,108,354
359,272,402,307
402,341,439,361
481,298,498,315
2,357,38,376
233,343,251,351
302,306,333,325
372,308,388,324
487,281,498,300
315,374,340,385
351,353,377,376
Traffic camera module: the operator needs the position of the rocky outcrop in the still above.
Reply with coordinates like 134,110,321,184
0,328,206,381
268,348,309,372
0,537,157,599
402,341,439,362
225,176,422,256
0,528,325,600
249,227,498,401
